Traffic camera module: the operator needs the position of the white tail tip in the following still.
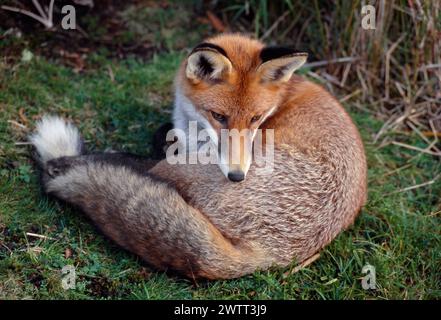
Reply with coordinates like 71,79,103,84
29,115,82,163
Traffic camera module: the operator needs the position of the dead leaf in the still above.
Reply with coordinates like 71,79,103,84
18,107,28,125
206,10,226,32
59,49,86,73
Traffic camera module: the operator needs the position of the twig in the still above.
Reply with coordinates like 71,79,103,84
383,163,413,177
1,5,50,27
321,72,348,89
32,0,47,20
340,89,361,103
374,108,415,143
421,131,441,138
406,120,441,153
340,62,352,87
284,253,320,276
306,71,326,83
385,34,405,100
388,174,440,195
419,63,441,71
26,232,55,240
373,116,395,143
7,119,28,130
1,243,12,254
391,141,441,156
356,66,369,100
48,0,54,26
303,57,359,69
260,10,290,41
107,65,115,82
427,210,441,217
1,0,54,29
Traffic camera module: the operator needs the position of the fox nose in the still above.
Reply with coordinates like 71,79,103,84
228,171,245,182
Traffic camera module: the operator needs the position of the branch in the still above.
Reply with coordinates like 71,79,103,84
32,0,48,20
1,0,54,29
48,0,54,27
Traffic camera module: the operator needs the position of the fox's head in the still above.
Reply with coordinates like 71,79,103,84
174,34,307,182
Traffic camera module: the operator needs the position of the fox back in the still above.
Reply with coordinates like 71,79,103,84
153,33,367,266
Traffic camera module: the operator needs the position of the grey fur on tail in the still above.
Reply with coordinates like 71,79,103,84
29,116,83,163
29,115,269,279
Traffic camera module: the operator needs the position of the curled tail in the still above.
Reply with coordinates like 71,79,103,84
30,116,269,279
29,115,83,164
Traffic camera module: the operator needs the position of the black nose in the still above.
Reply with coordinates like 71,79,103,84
228,171,245,182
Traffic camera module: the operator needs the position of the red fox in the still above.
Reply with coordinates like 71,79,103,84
30,34,367,279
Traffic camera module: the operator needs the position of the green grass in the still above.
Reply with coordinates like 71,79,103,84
0,50,440,300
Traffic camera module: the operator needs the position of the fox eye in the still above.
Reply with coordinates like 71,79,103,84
211,111,227,123
251,115,262,123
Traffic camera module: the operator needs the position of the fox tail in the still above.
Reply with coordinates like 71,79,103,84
29,115,271,279
29,115,83,164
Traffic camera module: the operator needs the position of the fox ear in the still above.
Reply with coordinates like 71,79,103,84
186,43,232,84
257,46,307,83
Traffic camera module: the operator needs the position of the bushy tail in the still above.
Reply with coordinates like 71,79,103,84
29,116,83,164
30,116,271,279
38,155,270,279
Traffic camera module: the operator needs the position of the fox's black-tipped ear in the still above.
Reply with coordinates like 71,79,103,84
186,43,232,83
258,46,307,82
